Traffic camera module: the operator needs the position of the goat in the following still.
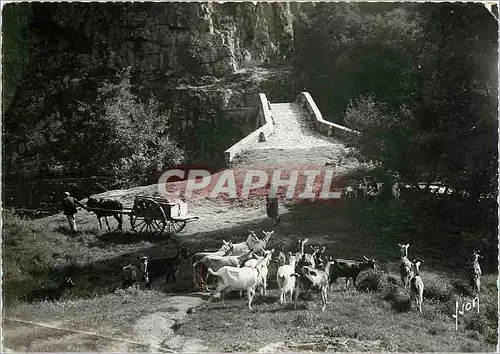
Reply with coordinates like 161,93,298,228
344,185,356,200
226,231,261,256
297,238,308,257
398,243,413,288
410,260,424,313
292,260,335,312
253,230,275,256
328,256,377,290
243,249,275,295
274,242,287,268
310,245,326,269
192,250,256,292
392,182,401,200
122,256,149,288
190,241,234,291
365,182,381,201
295,239,315,269
86,197,123,231
277,253,298,304
205,251,273,310
266,195,280,227
146,247,190,291
24,277,75,303
470,250,483,293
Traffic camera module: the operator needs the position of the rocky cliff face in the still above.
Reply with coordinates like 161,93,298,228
5,2,301,168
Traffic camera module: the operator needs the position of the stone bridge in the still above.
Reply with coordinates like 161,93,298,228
224,92,359,164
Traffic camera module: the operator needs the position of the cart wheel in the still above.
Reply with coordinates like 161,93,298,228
169,219,187,234
130,198,166,235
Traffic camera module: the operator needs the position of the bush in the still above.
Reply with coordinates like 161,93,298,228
423,277,454,302
485,327,498,345
75,67,185,185
356,269,390,292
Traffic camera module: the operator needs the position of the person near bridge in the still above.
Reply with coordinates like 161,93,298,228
266,193,280,228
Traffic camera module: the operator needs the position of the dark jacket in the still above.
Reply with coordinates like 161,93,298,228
266,196,279,218
62,196,84,215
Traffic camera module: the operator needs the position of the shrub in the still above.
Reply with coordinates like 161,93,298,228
74,67,185,186
382,284,399,301
423,277,454,302
485,327,498,345
356,269,390,292
450,279,473,297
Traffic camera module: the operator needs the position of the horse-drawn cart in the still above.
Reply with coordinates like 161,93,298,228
86,195,199,235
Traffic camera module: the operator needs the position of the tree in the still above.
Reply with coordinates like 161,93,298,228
74,67,185,185
293,3,423,122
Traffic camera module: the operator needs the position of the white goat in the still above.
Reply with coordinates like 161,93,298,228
227,230,274,257
392,182,401,200
344,186,354,199
190,241,234,291
276,252,298,304
243,249,275,295
226,231,260,256
293,260,335,312
205,251,273,310
409,260,424,313
471,250,483,293
192,251,255,291
398,243,413,288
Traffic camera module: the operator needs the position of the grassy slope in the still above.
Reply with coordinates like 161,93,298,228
3,193,498,352
2,144,498,352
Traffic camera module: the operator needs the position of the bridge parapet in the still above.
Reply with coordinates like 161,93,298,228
296,92,360,139
224,93,274,163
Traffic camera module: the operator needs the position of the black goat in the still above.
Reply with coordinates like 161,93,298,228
295,253,314,273
87,197,123,231
328,256,377,289
24,277,75,303
145,247,191,291
311,245,326,269
122,256,149,288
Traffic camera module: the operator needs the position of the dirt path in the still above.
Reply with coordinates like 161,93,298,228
3,293,206,352
253,102,339,150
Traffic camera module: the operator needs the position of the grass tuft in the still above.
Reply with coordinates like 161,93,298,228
464,313,486,334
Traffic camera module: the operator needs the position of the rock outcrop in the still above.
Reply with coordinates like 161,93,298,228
4,2,302,172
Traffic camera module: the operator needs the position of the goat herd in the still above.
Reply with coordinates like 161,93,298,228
343,176,401,201
121,231,484,314
23,228,483,316
121,230,377,313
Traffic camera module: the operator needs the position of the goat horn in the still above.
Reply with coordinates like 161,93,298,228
363,255,369,260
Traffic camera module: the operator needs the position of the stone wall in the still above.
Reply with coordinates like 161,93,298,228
296,92,360,139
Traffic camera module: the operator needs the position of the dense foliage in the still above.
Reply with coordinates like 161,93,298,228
73,68,185,186
294,2,498,199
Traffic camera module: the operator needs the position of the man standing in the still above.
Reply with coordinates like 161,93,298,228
266,193,280,228
62,192,85,232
